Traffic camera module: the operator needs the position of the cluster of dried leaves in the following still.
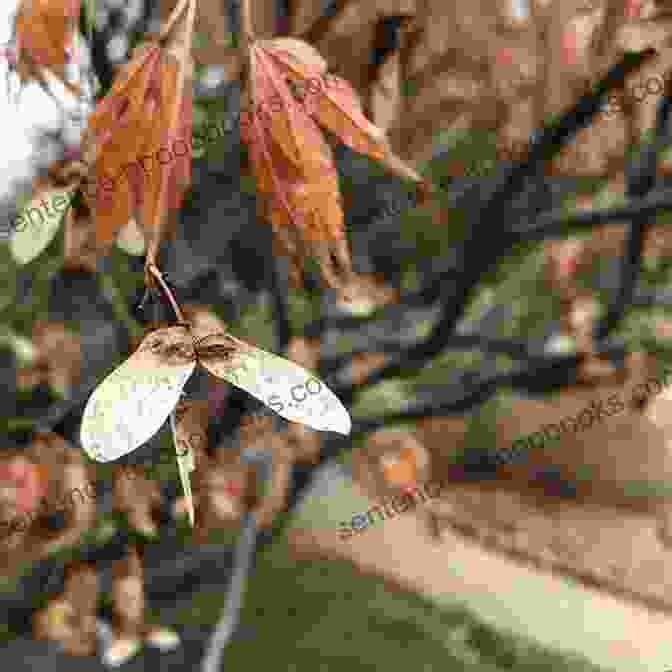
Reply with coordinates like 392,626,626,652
11,0,672,289
9,0,428,295
238,30,424,288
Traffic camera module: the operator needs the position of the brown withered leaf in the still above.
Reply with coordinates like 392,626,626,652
83,42,165,246
242,57,351,287
290,32,431,186
83,31,193,262
140,48,193,260
243,33,428,287
262,37,423,185
287,69,386,162
12,0,81,97
258,37,328,77
249,42,331,169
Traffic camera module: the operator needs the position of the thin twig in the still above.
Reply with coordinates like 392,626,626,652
158,0,192,42
239,0,254,59
147,263,186,323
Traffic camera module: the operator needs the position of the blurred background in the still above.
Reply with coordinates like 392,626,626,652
2,0,672,670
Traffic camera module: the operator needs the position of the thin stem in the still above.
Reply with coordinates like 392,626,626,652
159,0,192,43
240,0,254,49
147,263,186,324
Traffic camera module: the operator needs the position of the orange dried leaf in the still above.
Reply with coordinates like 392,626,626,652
140,51,193,253
84,43,163,245
302,74,387,161
242,46,352,287
13,0,80,86
249,44,320,168
260,37,423,187
261,39,386,161
83,42,192,249
244,99,351,287
261,38,327,78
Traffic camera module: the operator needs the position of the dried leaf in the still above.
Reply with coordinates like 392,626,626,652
249,43,325,168
139,48,193,256
263,36,424,185
243,55,351,286
83,43,164,245
12,0,81,93
260,37,328,77
83,40,193,252
262,39,386,160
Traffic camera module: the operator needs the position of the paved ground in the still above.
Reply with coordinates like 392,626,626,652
289,472,672,672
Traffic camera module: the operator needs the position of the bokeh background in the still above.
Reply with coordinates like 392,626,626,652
2,1,672,670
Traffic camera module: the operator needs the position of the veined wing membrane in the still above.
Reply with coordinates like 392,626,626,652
196,332,351,435
80,327,196,462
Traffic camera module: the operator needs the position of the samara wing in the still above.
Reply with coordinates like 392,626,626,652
195,331,351,435
80,327,196,462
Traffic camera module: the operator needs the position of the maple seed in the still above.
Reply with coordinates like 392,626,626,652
81,325,351,463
